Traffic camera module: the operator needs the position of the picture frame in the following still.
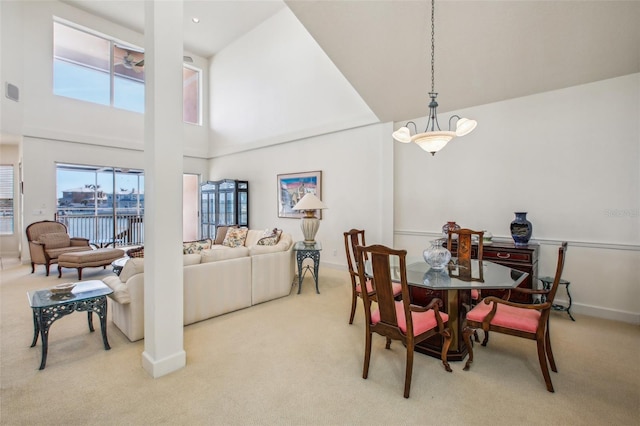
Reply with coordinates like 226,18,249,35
277,171,322,219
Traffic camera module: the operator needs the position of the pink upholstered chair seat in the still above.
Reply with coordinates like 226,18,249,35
471,289,479,300
467,301,540,334
356,279,402,298
372,301,449,336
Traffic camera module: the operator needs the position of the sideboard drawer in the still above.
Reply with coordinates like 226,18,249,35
484,250,532,263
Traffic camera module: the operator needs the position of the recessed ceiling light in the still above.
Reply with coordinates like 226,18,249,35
191,17,200,24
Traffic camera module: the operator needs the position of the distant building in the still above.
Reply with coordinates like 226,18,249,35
58,186,144,209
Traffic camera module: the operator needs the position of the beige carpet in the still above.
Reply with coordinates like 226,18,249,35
1,259,639,425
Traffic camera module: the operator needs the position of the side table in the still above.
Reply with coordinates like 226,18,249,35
540,276,575,321
293,241,322,294
27,280,113,370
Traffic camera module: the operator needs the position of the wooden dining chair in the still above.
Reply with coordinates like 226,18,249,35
462,242,567,392
343,229,401,324
355,244,452,398
447,228,484,342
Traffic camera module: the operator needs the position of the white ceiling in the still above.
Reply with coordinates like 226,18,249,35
61,0,287,58
60,0,640,124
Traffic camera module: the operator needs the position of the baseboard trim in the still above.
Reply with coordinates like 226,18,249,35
142,349,186,378
570,302,640,325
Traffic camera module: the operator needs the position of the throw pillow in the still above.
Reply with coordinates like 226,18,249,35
39,232,71,249
257,228,283,246
222,227,249,248
214,225,237,245
183,238,212,254
126,246,144,258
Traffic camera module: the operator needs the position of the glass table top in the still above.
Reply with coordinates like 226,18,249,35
27,280,113,309
294,241,322,251
406,259,528,290
366,257,528,291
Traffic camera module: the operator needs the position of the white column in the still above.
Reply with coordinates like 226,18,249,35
142,0,186,378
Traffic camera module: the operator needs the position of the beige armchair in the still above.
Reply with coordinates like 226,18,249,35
26,220,91,276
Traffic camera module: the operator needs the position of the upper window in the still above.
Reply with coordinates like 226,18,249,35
53,20,201,123
0,165,14,235
183,65,201,125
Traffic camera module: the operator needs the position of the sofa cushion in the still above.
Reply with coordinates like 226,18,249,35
103,275,131,304
257,228,283,246
183,253,202,266
222,227,248,248
119,258,145,283
244,229,264,247
183,238,212,254
201,246,250,263
39,232,70,249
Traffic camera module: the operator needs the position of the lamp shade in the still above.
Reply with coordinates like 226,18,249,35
392,127,412,143
413,131,456,155
455,118,477,136
293,193,327,212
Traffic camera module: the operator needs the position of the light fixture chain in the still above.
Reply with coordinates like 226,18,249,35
431,0,435,93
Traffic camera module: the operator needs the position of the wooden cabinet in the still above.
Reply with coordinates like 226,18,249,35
448,240,539,303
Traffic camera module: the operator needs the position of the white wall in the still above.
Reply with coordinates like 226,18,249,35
0,1,24,138
209,7,379,156
209,122,395,268
394,74,640,324
1,0,209,157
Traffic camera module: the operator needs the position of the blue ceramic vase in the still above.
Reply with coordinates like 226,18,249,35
510,212,532,247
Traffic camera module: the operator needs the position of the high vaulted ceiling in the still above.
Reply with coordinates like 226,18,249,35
61,1,640,123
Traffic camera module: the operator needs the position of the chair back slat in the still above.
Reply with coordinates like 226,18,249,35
357,244,411,334
343,229,366,287
545,242,567,304
447,228,484,261
369,250,399,327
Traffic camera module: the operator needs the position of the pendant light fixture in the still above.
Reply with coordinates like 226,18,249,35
392,0,477,155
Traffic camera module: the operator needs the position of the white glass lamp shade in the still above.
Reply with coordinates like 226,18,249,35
392,126,412,143
455,118,477,137
413,131,456,155
293,193,327,244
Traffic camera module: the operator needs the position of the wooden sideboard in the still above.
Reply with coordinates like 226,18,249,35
447,240,539,303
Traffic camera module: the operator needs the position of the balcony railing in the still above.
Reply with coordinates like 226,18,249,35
55,212,144,248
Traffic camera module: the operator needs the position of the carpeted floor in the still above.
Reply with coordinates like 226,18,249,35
1,258,639,425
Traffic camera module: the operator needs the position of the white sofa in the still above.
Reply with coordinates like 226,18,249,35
102,230,294,341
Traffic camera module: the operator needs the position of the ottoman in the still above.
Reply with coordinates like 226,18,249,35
58,248,125,280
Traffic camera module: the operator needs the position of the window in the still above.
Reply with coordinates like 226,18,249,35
56,163,145,245
183,65,201,125
53,21,144,113
0,165,14,235
53,20,201,123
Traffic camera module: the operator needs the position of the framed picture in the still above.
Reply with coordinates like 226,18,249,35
277,171,322,219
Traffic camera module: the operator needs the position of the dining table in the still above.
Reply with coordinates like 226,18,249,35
403,258,528,361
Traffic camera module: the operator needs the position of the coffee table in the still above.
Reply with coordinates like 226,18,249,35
111,257,128,276
27,280,113,370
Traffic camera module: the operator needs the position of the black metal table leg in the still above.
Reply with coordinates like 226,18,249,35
87,311,95,332
97,297,111,350
31,309,40,347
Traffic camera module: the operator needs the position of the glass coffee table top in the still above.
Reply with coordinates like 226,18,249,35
28,280,112,308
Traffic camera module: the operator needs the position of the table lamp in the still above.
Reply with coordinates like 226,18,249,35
292,193,327,244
